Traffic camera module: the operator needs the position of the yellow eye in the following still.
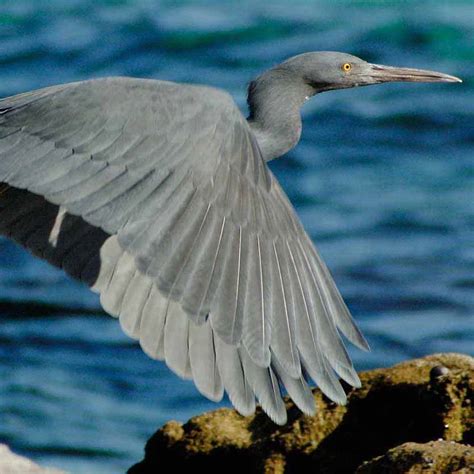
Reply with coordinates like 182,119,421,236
342,63,352,72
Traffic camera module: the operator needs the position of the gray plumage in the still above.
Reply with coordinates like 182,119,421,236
0,52,460,423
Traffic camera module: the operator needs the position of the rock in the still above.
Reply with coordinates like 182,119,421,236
129,353,473,473
430,365,450,381
356,440,474,473
0,444,66,474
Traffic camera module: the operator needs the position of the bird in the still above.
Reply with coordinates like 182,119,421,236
0,52,461,425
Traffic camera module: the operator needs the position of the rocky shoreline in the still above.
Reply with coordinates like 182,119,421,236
3,353,472,473
129,353,473,473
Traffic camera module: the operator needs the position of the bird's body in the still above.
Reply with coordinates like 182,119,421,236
0,52,460,424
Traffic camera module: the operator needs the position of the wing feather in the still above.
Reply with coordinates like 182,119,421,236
164,303,192,379
240,348,287,425
180,214,226,318
214,336,255,416
210,225,245,345
269,239,301,378
303,234,369,351
272,356,315,416
209,225,242,344
119,271,153,339
241,232,271,367
287,240,346,402
138,285,169,361
188,322,224,401
296,240,354,372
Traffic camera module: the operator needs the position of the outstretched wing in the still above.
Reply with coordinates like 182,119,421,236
0,77,368,424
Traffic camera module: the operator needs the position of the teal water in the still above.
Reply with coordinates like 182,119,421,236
0,1,473,472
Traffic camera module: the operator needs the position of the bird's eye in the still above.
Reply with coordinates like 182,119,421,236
342,63,352,72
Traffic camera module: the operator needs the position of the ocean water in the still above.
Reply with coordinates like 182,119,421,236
0,1,472,472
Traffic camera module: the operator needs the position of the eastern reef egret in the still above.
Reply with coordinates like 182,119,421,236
0,52,461,424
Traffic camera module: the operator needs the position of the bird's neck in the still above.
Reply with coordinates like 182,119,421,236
246,70,313,161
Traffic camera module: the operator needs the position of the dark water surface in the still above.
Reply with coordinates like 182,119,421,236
0,1,472,472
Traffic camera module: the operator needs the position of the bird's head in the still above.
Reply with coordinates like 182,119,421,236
247,51,461,160
280,51,462,94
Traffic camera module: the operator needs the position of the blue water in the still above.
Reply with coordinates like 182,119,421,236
0,1,472,472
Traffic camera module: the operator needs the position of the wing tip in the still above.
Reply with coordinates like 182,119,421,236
139,338,164,362
195,382,225,403
233,402,256,418
319,382,348,406
349,328,371,352
359,336,371,352
165,359,193,381
268,409,287,426
335,364,362,389
242,340,272,369
298,398,317,417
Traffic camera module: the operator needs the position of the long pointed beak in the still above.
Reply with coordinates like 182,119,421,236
368,63,462,84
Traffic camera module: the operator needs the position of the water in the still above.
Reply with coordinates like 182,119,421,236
0,1,472,472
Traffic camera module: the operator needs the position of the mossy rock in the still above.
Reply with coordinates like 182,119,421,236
129,353,473,473
356,440,474,473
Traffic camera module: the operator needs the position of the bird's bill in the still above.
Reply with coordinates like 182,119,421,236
367,63,462,84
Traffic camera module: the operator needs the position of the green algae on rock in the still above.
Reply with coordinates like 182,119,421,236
129,353,473,473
